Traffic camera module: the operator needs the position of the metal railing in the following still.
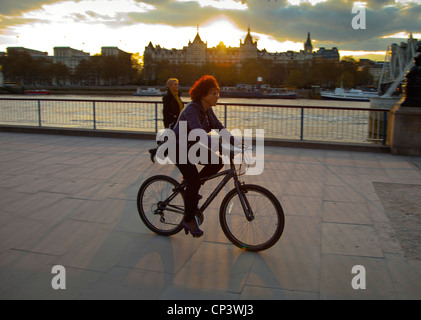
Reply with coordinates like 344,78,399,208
0,97,390,144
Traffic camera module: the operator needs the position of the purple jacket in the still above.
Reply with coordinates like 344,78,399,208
172,101,232,148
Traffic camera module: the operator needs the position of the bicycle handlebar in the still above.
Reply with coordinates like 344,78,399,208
228,144,251,166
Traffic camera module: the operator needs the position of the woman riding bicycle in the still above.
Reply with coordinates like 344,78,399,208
172,75,241,238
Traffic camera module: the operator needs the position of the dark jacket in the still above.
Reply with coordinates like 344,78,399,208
162,89,182,128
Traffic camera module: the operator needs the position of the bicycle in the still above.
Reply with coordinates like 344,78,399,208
137,147,285,252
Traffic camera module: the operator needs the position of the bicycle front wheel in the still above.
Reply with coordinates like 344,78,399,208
137,175,185,236
220,184,285,252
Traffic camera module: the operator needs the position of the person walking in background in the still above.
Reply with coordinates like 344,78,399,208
163,78,183,128
149,78,183,162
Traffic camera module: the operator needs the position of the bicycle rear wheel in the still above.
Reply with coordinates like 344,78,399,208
137,175,185,236
219,184,284,252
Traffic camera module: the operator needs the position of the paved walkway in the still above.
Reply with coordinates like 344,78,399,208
0,132,420,300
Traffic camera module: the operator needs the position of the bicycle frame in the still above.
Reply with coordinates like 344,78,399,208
139,147,284,251
163,154,254,221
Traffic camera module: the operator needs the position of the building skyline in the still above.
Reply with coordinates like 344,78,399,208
144,29,339,69
2,29,340,73
2,46,130,74
4,30,418,87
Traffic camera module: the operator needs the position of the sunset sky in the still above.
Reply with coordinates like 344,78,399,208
0,0,420,61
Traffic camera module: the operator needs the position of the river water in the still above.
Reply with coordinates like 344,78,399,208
0,93,381,143
0,93,370,108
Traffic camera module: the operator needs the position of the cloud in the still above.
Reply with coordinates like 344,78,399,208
0,0,61,15
0,0,420,55
126,0,421,51
226,0,420,49
128,0,220,26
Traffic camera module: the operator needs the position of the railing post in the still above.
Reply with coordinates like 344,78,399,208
224,104,227,128
155,103,158,133
382,111,387,145
300,107,304,140
93,101,96,130
37,100,42,127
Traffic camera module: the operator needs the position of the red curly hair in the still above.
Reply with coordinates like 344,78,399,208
189,75,220,102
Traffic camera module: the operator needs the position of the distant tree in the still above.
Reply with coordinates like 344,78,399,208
213,64,238,87
340,71,355,88
238,59,260,84
339,56,358,88
33,57,54,85
154,60,175,85
131,53,143,84
140,54,375,89
101,52,134,85
51,62,70,85
355,62,374,87
308,60,341,88
74,56,101,85
286,69,305,87
337,56,374,88
3,51,35,85
267,63,288,86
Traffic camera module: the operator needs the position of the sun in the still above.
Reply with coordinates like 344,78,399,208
196,17,302,53
199,17,245,48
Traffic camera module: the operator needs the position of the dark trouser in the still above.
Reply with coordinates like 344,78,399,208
176,150,224,222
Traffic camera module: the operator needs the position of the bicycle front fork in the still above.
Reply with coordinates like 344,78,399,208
235,181,254,221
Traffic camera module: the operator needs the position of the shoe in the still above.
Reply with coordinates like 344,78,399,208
148,148,157,163
183,220,204,238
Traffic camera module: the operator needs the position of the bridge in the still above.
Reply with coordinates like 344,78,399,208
378,33,420,97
